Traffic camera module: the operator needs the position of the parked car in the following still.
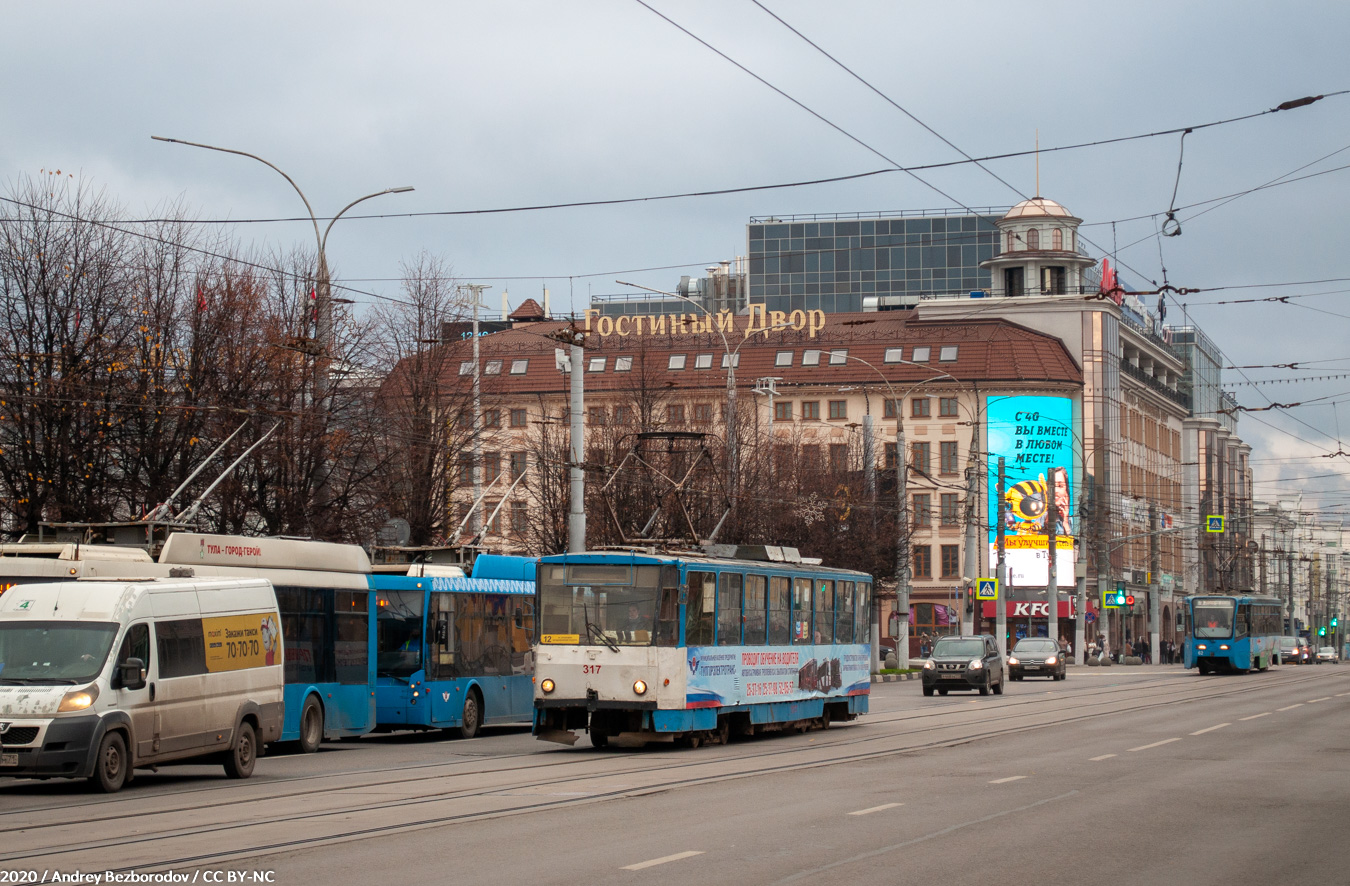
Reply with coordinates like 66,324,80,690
922,635,1005,697
1008,637,1066,681
1316,646,1338,664
1277,636,1303,665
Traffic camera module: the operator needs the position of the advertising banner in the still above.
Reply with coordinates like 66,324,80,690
987,395,1076,589
203,612,281,672
684,644,871,708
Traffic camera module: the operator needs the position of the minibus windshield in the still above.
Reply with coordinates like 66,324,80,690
0,621,119,684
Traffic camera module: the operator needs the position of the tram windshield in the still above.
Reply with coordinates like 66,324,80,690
0,621,118,684
538,563,677,646
376,589,425,678
1192,598,1235,639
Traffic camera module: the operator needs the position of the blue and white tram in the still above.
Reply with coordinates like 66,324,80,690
532,548,872,747
1183,594,1283,674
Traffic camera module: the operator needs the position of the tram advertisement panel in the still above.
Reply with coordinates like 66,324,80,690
684,644,870,707
986,395,1075,588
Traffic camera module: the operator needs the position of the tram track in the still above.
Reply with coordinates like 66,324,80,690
7,666,1344,881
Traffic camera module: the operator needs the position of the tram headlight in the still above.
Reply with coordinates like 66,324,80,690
633,680,648,696
1197,644,1207,651
1219,644,1229,650
540,678,555,694
969,659,983,670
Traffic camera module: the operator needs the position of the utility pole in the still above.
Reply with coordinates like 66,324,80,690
996,457,1007,660
463,284,490,537
962,419,980,636
895,415,911,668
1149,503,1161,665
1047,473,1059,647
568,340,586,553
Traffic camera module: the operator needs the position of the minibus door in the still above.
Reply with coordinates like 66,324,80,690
112,622,158,761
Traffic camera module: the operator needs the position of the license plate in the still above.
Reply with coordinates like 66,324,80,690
0,753,17,767
941,673,963,679
1025,665,1041,670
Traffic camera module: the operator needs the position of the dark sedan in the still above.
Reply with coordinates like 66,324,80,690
1008,637,1066,681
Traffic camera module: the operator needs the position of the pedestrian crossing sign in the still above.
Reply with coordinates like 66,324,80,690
1206,515,1225,533
975,578,999,600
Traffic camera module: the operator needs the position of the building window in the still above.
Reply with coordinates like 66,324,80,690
940,440,959,474
829,349,848,365
458,361,474,376
912,397,930,418
775,351,793,367
458,456,474,485
615,356,633,372
884,442,897,469
828,400,847,420
912,494,931,527
1052,228,1063,250
694,353,714,370
1005,267,1025,297
666,404,685,424
883,347,904,363
911,346,931,363
482,409,500,428
940,493,960,526
1006,231,1016,253
912,545,932,579
510,359,528,375
511,502,529,535
911,441,930,475
613,404,632,425
939,397,959,417
802,349,821,366
588,357,606,372
1041,266,1066,294
693,403,713,424
483,452,502,483
829,444,848,472
721,353,740,368
884,399,899,419
1026,228,1039,250
484,360,502,375
939,346,958,362
510,408,528,428
588,406,607,425
484,503,502,536
775,401,793,421
941,544,960,578
801,401,820,421
668,355,687,370
510,451,527,480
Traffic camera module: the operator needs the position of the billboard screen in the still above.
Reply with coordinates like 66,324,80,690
986,395,1076,589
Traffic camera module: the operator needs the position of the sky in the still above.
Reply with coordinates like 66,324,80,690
5,1,1350,520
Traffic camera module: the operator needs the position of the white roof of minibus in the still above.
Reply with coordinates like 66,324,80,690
0,578,274,622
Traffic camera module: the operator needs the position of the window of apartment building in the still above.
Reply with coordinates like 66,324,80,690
588,357,606,372
510,408,528,428
483,409,500,428
457,456,474,485
614,356,633,372
510,451,527,480
458,361,474,376
774,401,792,421
800,444,822,472
613,404,632,425
666,404,685,424
939,397,959,417
509,359,528,375
829,349,848,365
484,504,502,536
911,346,931,363
940,441,959,474
802,349,821,366
801,401,820,421
828,400,847,420
693,403,713,424
939,346,958,362
912,493,931,527
511,502,529,535
484,360,502,375
721,353,739,368
884,442,897,469
912,397,931,418
668,354,686,370
940,493,960,526
940,545,960,578
911,441,931,475
588,406,607,425
775,350,793,367
829,444,848,473
483,452,502,483
694,353,714,370
912,545,932,579
883,347,904,363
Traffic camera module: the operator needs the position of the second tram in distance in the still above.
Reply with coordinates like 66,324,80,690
532,546,872,747
1183,593,1283,674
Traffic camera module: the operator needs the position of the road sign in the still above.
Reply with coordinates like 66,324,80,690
975,578,999,600
1206,515,1225,533
1102,592,1126,608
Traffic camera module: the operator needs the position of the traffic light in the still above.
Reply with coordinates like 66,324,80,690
1319,626,1327,636
1125,595,1136,606
1332,616,1340,629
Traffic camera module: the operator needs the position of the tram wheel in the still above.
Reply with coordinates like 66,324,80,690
590,729,609,749
458,689,482,739
298,695,324,754
680,733,702,749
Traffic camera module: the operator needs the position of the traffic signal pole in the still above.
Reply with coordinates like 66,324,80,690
1150,503,1161,665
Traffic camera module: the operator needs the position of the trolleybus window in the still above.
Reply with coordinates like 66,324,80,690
377,589,425,678
815,580,834,644
768,576,791,645
792,577,813,644
335,590,369,685
837,581,855,643
743,574,767,645
685,571,716,646
717,573,743,646
538,564,672,646
1192,598,1235,638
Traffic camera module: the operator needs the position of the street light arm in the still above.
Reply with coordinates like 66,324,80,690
320,186,415,254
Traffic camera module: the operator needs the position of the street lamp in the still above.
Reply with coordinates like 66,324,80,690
152,135,413,537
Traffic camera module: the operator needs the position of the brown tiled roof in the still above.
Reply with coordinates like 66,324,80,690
508,298,546,321
399,310,1081,396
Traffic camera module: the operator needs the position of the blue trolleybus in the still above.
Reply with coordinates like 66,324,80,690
373,554,537,738
532,547,872,748
1183,593,1283,674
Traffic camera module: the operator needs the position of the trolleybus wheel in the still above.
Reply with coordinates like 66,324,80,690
224,722,257,779
458,689,482,739
298,695,324,754
90,731,128,793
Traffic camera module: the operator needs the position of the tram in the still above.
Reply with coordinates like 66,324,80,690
373,553,537,738
532,546,872,747
1183,593,1283,674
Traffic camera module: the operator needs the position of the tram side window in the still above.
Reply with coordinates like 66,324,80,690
685,572,716,647
743,575,767,645
1235,603,1250,639
717,573,743,646
335,590,369,685
858,582,872,641
792,578,813,644
815,580,834,644
656,575,681,647
768,576,791,645
836,581,855,643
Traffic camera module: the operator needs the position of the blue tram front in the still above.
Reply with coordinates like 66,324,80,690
1184,594,1283,674
532,548,872,747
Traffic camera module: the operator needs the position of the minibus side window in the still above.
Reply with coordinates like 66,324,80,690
114,623,151,686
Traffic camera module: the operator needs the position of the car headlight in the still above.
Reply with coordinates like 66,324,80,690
633,680,647,695
540,678,555,694
969,659,983,670
1007,656,1020,665
1045,656,1057,665
58,684,99,712
923,659,935,670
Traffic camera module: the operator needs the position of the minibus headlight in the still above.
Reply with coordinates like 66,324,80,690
58,684,99,712
540,678,555,694
633,680,647,696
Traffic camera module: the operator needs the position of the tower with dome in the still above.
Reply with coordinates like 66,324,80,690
981,197,1098,297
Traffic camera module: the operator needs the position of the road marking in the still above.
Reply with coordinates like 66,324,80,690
1190,723,1230,735
849,803,903,816
1277,703,1304,711
1240,712,1271,721
988,775,1026,784
1089,754,1117,761
622,851,704,871
1128,738,1181,752
1308,697,1332,703
1336,693,1350,697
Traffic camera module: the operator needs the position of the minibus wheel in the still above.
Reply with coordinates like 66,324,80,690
224,722,257,779
90,731,128,793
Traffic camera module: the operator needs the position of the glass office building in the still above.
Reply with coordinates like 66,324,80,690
748,208,1007,314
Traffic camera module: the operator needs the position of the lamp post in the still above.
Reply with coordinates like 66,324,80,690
152,135,412,536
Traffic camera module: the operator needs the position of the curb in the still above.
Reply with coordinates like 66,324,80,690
871,672,921,683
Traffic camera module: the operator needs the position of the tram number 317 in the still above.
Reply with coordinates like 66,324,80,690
583,664,602,674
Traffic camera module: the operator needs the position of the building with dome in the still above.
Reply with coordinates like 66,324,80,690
981,197,1098,297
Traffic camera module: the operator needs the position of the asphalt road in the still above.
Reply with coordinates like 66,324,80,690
3,664,1347,886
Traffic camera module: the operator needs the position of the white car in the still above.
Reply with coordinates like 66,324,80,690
1316,646,1338,664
